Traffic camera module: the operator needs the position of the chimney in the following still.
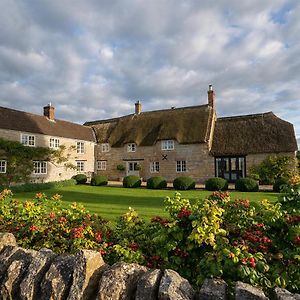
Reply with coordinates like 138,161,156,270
135,100,142,114
207,84,215,109
43,103,55,120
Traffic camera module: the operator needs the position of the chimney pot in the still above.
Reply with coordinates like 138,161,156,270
207,85,215,109
43,103,55,120
135,101,142,114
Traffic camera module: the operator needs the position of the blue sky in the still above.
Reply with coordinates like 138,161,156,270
0,0,299,146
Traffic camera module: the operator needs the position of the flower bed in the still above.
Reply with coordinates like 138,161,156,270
0,176,300,293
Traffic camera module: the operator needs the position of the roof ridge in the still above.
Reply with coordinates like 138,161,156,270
85,104,209,125
217,111,274,121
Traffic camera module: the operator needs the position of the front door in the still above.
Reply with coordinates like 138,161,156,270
215,157,246,182
126,161,140,177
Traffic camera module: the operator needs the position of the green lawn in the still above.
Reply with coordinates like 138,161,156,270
13,185,279,221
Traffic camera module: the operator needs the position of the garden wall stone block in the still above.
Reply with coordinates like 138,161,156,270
197,278,227,300
235,281,269,300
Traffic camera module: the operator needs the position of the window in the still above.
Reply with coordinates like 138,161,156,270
97,160,107,170
0,160,6,173
50,138,60,149
150,161,160,173
127,143,136,152
76,161,85,172
21,134,35,147
101,143,110,152
176,160,187,172
161,140,174,150
77,142,85,154
33,161,47,174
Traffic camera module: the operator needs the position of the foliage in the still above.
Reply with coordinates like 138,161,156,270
91,175,108,186
173,176,195,190
273,177,289,193
146,176,167,189
0,179,76,193
0,138,50,186
72,174,87,184
205,177,228,191
235,178,259,192
116,164,126,171
250,155,297,185
123,175,141,188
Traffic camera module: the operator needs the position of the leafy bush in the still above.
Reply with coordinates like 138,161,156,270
205,177,228,191
72,174,87,184
123,175,141,188
173,176,195,190
146,176,167,189
0,179,77,193
116,164,126,171
273,177,289,193
235,178,259,192
250,155,297,184
91,175,108,186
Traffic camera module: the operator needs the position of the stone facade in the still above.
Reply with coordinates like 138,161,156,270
95,141,215,183
0,128,95,183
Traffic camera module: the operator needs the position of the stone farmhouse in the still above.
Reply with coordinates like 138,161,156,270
0,86,297,184
86,86,297,183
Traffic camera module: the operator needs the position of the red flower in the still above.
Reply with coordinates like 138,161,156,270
29,225,38,231
95,232,102,242
128,242,139,251
49,212,56,219
59,216,67,223
177,208,192,219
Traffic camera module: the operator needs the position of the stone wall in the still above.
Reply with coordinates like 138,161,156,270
95,141,215,183
0,233,299,300
0,128,95,182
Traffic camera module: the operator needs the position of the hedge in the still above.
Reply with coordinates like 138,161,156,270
72,174,87,184
123,175,141,188
146,176,167,189
205,178,228,191
173,176,195,190
0,179,77,193
235,177,259,192
91,175,108,186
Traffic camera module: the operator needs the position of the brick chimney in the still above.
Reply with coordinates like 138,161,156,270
43,103,55,120
135,101,142,114
207,84,215,109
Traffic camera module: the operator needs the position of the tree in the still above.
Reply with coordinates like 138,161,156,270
249,155,297,185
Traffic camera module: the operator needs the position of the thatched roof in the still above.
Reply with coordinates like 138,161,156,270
0,106,95,142
211,112,298,155
85,105,214,146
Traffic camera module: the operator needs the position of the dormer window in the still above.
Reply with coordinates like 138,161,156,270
127,143,136,152
21,134,35,147
101,143,110,152
161,140,174,150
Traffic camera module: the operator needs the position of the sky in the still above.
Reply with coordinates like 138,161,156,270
0,0,299,146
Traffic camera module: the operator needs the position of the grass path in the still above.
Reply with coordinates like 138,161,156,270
13,185,279,221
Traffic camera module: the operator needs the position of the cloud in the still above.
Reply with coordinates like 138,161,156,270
0,0,299,142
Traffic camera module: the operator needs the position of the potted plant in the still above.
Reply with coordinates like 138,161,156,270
116,164,126,181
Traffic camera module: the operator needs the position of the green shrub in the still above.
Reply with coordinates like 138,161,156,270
91,175,108,186
146,176,167,189
205,178,228,191
173,176,195,190
72,174,87,184
4,179,77,193
273,177,289,193
123,175,141,188
235,177,259,192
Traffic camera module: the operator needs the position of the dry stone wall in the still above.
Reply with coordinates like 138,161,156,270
0,233,299,300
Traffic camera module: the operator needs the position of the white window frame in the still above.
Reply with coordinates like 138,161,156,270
176,160,187,172
0,160,7,173
97,160,107,170
50,138,60,149
33,161,47,174
150,161,160,173
21,134,35,147
77,142,85,154
76,161,85,172
101,143,110,152
127,143,136,152
161,140,174,150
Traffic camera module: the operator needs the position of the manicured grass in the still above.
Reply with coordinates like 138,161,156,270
13,185,279,221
